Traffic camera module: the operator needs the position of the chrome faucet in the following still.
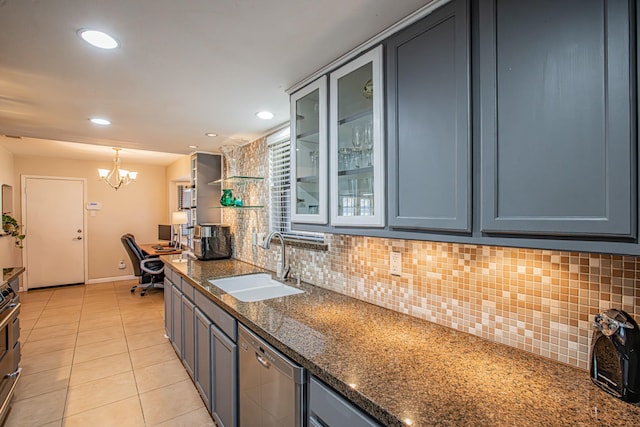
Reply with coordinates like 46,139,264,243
261,231,289,280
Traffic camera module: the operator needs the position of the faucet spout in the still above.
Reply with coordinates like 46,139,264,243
261,231,289,280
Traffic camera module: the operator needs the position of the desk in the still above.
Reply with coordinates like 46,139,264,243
139,243,182,257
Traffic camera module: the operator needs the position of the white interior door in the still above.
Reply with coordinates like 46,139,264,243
23,177,86,289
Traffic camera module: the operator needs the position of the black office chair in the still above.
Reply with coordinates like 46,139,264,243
121,233,165,296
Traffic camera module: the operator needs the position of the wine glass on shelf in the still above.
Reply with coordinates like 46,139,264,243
309,150,319,176
351,125,363,168
338,147,351,172
363,122,373,166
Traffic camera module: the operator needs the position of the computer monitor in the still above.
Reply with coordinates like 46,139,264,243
158,224,172,242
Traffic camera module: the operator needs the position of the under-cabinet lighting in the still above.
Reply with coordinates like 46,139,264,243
205,132,218,137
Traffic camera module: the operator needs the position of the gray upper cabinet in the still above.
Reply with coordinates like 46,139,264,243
291,77,328,225
386,0,471,232
479,0,636,238
189,153,222,228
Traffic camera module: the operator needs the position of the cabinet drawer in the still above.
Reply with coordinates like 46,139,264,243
165,268,181,290
194,290,237,342
309,377,380,427
181,278,195,301
165,267,174,284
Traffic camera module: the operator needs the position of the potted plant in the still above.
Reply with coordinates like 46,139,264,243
2,214,25,248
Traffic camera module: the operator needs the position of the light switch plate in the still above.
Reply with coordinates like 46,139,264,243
390,251,402,276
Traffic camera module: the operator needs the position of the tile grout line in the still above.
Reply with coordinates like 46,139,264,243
118,281,152,427
58,284,85,424
62,281,134,424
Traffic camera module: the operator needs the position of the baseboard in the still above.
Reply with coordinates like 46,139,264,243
86,275,136,284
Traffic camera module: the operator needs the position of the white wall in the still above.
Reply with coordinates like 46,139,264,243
13,155,169,282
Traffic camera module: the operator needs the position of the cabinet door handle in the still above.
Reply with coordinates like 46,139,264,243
309,415,327,427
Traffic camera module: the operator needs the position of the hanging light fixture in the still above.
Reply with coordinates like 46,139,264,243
98,148,138,191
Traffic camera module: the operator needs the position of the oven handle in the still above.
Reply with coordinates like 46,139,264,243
0,303,20,331
0,368,21,418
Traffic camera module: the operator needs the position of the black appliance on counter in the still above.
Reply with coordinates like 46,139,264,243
590,309,640,403
0,281,20,425
193,224,232,260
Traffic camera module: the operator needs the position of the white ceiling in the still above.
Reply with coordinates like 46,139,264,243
0,0,432,164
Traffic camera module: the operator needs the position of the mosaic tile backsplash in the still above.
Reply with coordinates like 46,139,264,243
223,136,640,370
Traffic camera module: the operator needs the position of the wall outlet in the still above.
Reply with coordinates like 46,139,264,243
118,260,126,270
390,251,402,276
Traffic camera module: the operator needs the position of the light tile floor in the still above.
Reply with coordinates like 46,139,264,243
7,279,216,427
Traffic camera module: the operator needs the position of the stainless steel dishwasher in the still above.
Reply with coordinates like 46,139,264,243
238,324,304,427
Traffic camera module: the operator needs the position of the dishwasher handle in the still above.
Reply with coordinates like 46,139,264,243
256,352,271,369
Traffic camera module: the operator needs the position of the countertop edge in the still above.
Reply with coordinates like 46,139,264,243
3,266,25,283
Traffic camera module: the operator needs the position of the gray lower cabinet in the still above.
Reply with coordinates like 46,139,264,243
170,285,182,356
211,324,237,427
163,278,172,340
182,297,196,379
194,307,212,411
308,377,381,427
478,0,636,238
163,266,238,427
386,0,471,233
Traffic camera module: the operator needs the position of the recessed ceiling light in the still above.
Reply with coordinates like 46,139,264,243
188,145,198,149
78,29,119,49
205,132,218,137
90,117,111,126
256,111,275,120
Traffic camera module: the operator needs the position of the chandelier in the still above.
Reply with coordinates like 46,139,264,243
98,148,138,191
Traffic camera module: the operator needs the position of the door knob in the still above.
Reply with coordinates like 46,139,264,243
76,236,83,240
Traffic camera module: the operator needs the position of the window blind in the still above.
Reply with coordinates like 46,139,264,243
268,129,323,242
269,139,291,234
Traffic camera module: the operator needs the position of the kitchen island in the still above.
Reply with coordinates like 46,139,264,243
162,255,640,426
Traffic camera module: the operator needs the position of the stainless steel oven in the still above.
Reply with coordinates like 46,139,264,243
0,281,20,426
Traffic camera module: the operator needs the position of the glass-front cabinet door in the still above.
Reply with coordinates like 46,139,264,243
291,76,328,224
330,46,384,227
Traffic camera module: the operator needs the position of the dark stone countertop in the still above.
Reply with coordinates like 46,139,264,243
3,266,24,283
161,255,640,427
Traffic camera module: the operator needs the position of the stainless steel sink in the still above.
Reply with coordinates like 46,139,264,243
209,273,304,302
